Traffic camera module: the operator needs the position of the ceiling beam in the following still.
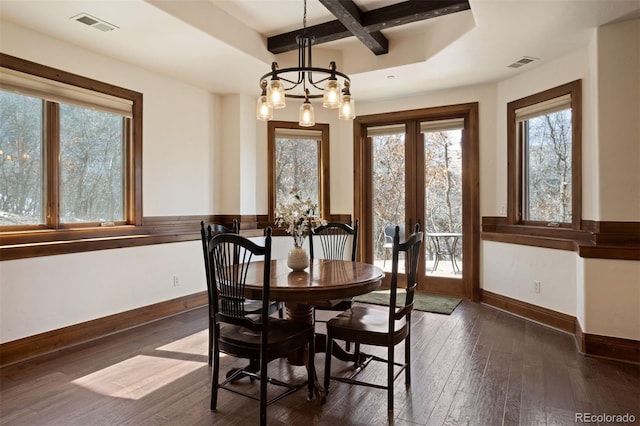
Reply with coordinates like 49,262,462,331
267,0,470,55
318,0,388,56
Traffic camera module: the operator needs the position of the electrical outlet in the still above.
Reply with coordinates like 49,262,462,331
533,280,541,294
173,275,180,287
499,204,507,215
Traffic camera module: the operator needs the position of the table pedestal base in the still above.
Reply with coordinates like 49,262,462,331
285,302,373,404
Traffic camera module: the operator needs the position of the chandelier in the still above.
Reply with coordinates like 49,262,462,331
256,0,355,126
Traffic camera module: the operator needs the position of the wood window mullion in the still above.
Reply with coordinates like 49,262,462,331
46,102,60,229
411,121,426,277
405,121,419,235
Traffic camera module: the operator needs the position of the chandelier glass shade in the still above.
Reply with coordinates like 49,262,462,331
256,0,355,125
298,93,315,127
256,80,273,120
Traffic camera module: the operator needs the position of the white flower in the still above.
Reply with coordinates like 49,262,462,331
274,190,326,247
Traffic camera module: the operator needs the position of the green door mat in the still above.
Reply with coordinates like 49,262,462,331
353,290,461,315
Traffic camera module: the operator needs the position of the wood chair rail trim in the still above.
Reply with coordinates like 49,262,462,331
3,215,634,260
481,217,640,260
0,214,352,260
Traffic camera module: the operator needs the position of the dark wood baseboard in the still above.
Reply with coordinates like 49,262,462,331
0,292,208,368
480,289,576,333
481,289,640,364
576,321,640,364
4,289,636,367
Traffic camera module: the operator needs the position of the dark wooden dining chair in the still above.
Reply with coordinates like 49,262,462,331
308,219,359,327
200,220,282,366
208,228,315,425
324,223,423,415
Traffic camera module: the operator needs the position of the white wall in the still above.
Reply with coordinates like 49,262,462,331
596,19,640,221
577,19,640,340
485,20,640,340
482,242,577,315
0,242,205,343
480,42,593,319
218,94,258,215
0,21,219,342
142,77,218,216
1,21,221,218
581,258,640,340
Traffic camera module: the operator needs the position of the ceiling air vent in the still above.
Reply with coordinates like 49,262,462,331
508,56,538,69
71,13,118,32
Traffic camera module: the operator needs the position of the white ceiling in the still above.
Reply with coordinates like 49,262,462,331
1,0,639,102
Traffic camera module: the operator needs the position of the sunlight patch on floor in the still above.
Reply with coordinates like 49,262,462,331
156,328,208,354
71,330,211,400
72,354,203,399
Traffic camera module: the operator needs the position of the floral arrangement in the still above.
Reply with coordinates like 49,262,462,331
274,190,326,247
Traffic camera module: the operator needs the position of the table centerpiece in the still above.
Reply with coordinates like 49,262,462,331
275,190,326,271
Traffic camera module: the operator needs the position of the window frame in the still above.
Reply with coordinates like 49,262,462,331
0,54,142,234
267,121,330,223
507,80,582,231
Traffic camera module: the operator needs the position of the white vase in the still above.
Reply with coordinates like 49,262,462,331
287,246,309,271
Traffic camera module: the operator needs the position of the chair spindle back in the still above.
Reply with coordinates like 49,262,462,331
309,219,359,261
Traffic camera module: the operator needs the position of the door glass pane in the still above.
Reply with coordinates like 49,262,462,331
274,135,320,208
0,90,44,226
59,104,125,224
423,124,463,277
371,128,405,272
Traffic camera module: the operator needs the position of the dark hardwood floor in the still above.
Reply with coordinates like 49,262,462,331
1,301,638,425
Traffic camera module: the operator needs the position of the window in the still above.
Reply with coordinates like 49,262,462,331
59,104,125,224
508,80,581,229
0,54,142,231
268,121,329,220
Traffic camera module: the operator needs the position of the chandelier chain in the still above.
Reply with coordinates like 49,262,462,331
303,0,307,30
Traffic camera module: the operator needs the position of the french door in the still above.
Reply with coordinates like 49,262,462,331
354,104,479,300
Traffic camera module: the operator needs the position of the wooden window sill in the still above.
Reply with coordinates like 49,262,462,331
481,217,640,260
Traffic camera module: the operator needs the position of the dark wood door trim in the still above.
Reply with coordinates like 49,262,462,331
353,103,480,301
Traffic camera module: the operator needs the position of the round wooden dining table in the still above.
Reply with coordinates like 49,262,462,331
242,258,385,324
240,258,385,403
